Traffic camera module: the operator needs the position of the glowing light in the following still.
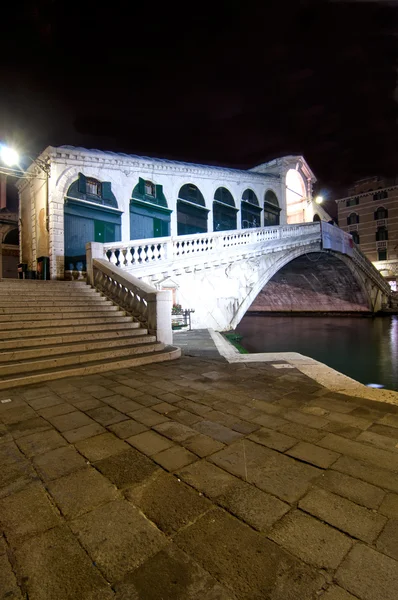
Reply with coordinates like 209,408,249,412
0,146,19,167
315,196,323,204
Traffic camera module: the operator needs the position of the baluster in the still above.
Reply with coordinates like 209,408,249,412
109,249,118,266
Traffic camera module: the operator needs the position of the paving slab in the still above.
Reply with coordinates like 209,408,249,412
174,507,325,600
14,525,112,600
38,402,76,418
47,410,93,432
86,405,129,426
127,430,174,455
277,421,325,443
209,439,321,503
217,479,290,532
33,445,88,482
319,433,398,471
70,499,168,581
379,493,398,518
126,470,211,534
0,482,61,546
113,543,234,600
7,416,51,439
248,427,297,452
287,441,341,468
47,466,120,519
0,551,24,599
376,519,398,561
94,447,159,488
357,430,398,452
268,509,352,570
193,420,243,444
320,586,359,600
333,455,398,494
62,422,106,443
336,543,398,600
74,432,128,461
16,428,67,457
0,404,37,424
153,421,197,442
182,433,225,457
107,419,148,439
177,460,240,499
315,469,385,510
153,445,197,471
299,487,387,543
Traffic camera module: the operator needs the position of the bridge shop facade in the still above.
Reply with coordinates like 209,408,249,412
17,146,330,280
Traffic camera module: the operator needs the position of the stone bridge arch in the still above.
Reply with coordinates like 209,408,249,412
230,248,375,329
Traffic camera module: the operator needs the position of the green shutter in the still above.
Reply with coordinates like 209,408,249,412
102,181,112,200
78,173,87,194
138,178,145,195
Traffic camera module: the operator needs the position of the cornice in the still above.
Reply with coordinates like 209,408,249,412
335,185,398,204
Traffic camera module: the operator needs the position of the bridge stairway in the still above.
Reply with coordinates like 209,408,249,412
0,280,180,390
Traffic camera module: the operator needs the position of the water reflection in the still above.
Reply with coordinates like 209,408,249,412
236,315,398,391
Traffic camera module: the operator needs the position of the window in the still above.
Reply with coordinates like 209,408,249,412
378,249,387,261
376,227,388,241
374,207,388,220
346,197,359,207
373,190,388,201
86,178,101,197
350,231,360,244
347,213,359,225
145,181,155,197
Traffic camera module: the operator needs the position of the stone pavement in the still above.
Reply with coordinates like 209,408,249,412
1,355,398,599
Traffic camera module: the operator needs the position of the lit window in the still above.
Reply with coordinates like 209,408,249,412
86,178,101,196
145,181,155,197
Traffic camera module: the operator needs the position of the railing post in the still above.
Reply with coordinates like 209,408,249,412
86,242,105,285
147,289,173,345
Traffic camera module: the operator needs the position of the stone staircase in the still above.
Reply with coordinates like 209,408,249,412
0,280,180,389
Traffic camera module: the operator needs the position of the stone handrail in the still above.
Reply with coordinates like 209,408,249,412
103,222,321,269
87,253,172,345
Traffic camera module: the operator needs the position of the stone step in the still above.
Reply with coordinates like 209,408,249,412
0,304,119,314
0,327,146,349
0,342,165,377
0,321,140,340
0,310,125,322
0,315,134,331
0,346,181,390
0,290,100,298
0,281,88,286
0,334,157,362
0,299,113,308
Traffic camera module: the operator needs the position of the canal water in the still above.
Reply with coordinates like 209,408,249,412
236,315,398,392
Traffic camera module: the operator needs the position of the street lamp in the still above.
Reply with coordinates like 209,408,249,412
315,195,323,204
0,146,19,168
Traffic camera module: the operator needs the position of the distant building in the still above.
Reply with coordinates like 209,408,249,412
335,176,398,290
0,174,19,279
17,146,332,280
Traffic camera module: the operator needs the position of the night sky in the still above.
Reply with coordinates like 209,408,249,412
1,0,397,211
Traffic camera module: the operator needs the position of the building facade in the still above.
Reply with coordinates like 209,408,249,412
335,176,398,290
0,174,19,279
17,146,330,280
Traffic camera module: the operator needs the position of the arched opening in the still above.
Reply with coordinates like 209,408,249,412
64,173,121,273
213,187,238,231
264,190,281,226
3,228,19,245
374,206,388,220
285,169,307,224
313,213,321,222
177,184,208,235
347,212,359,226
130,178,171,239
241,189,261,229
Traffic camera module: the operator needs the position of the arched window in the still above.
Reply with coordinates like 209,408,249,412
347,212,359,225
374,206,388,220
346,197,359,207
376,227,388,241
177,184,208,235
130,178,171,239
241,189,261,229
213,187,237,231
263,190,281,226
350,231,360,244
3,228,18,245
313,214,321,222
285,169,306,223
64,174,121,273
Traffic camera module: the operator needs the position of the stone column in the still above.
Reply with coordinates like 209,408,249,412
86,242,104,285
